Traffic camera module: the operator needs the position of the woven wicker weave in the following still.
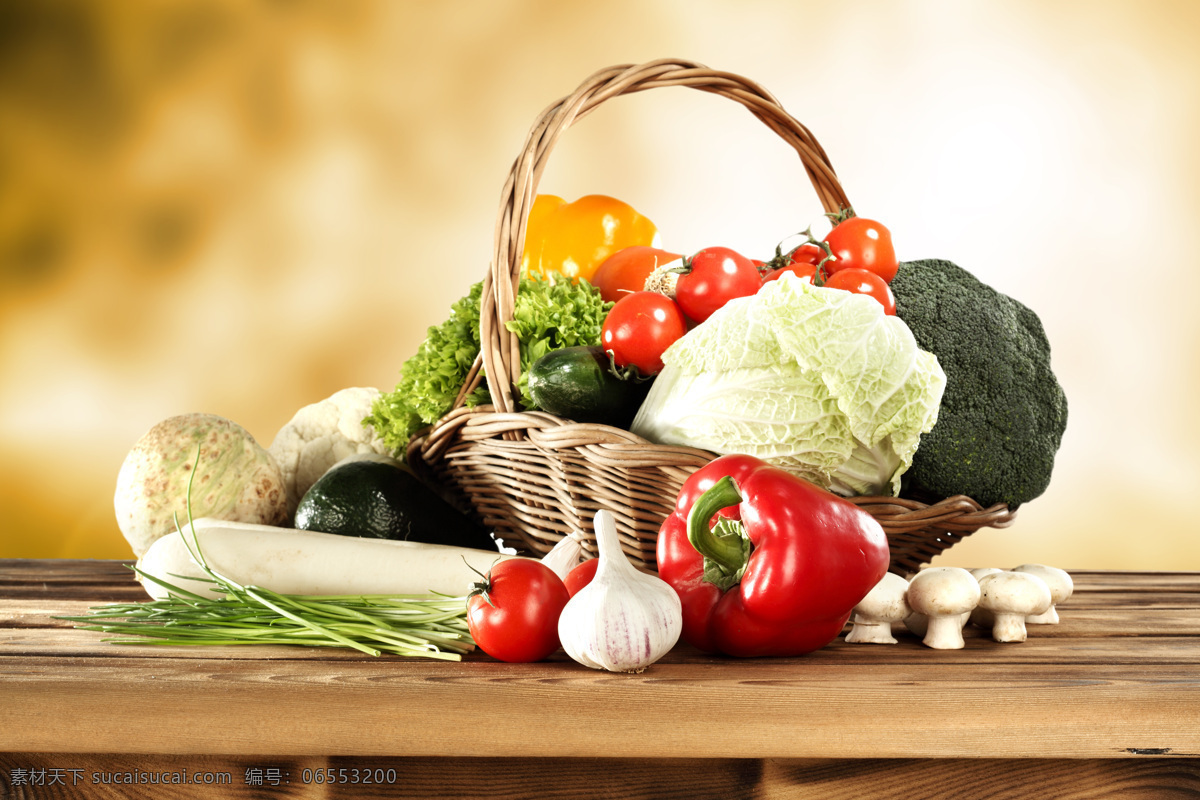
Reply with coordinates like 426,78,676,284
408,58,1015,576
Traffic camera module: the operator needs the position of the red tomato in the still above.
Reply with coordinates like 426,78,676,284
823,268,897,315
601,291,688,376
466,559,570,663
761,262,818,286
591,246,683,304
564,558,599,597
787,243,825,266
823,217,897,283
675,246,762,324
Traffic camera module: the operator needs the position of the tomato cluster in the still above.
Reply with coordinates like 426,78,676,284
595,215,899,377
763,216,898,315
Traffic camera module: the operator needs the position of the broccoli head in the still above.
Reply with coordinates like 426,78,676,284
889,259,1067,509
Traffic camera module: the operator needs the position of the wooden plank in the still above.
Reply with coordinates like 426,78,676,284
1,754,1198,800
758,758,1200,799
0,628,401,661
0,559,135,581
5,562,1198,585
0,559,144,602
5,562,1197,594
20,594,1193,621
4,627,1200,667
2,654,1198,759
1,600,107,629
4,577,1200,660
4,562,1197,617
1052,596,1200,612
3,561,1199,764
12,602,1200,642
991,607,1200,637
1067,572,1200,593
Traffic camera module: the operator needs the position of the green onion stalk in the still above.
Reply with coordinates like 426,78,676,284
59,449,474,661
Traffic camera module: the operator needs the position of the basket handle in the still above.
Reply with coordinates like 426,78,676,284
475,58,852,414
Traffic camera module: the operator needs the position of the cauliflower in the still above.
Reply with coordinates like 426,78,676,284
114,413,288,557
268,387,391,518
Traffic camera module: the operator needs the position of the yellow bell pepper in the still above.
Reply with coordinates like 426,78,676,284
520,194,661,284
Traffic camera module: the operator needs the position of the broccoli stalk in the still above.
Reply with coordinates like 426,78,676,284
889,259,1068,509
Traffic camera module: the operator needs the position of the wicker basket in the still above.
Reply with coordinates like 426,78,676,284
407,58,1015,577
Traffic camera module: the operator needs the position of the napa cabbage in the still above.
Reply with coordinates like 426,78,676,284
630,274,946,497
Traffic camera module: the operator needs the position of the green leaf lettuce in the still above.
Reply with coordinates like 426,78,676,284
367,275,611,455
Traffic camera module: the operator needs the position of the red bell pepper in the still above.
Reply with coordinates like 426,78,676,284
656,453,889,657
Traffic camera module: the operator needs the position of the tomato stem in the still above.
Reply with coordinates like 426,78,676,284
826,206,857,225
602,348,655,383
763,229,810,272
464,558,499,607
764,226,838,283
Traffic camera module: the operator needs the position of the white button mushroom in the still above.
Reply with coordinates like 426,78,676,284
905,567,981,650
967,567,1005,629
971,566,1004,581
1013,564,1073,624
901,572,928,638
902,572,972,639
903,609,928,638
902,573,928,638
977,571,1052,642
845,572,911,644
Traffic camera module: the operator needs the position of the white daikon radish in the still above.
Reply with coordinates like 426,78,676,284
136,518,523,601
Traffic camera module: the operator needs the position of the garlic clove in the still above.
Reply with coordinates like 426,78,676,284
557,510,683,673
539,529,585,582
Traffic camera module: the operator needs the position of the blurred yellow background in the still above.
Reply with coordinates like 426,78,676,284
2,0,1197,570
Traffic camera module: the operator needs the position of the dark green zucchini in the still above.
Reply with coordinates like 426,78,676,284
528,346,651,428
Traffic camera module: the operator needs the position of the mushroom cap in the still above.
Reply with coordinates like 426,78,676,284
853,572,911,623
1013,564,1073,604
906,567,981,617
978,571,1053,616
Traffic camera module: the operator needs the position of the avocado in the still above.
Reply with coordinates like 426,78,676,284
294,457,496,551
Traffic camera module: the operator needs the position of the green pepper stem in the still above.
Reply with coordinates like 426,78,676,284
686,475,749,574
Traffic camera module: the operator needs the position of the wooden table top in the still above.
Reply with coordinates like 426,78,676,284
3,559,1198,764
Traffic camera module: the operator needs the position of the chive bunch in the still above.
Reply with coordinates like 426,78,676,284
62,575,474,660
60,448,474,661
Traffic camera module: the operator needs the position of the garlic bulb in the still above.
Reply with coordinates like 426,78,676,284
557,510,683,673
538,529,585,582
